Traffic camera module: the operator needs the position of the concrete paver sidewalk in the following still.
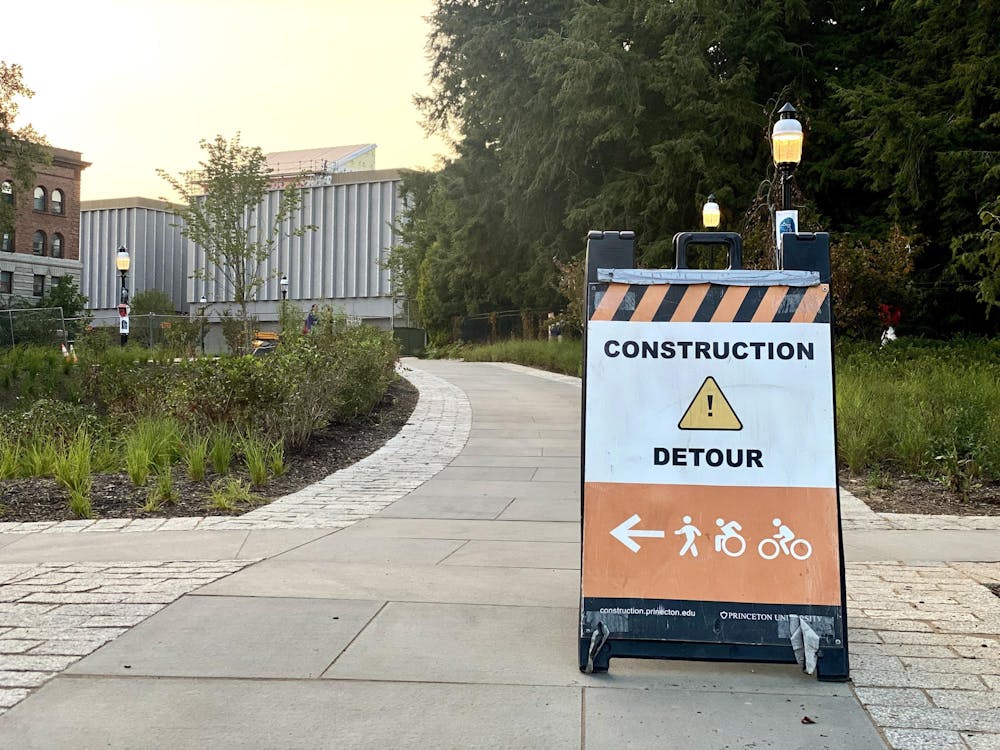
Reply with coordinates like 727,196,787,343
0,358,996,749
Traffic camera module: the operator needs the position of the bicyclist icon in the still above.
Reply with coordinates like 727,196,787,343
757,518,813,560
714,518,746,557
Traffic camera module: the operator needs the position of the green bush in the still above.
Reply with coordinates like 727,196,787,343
0,346,77,406
448,339,581,376
0,398,100,445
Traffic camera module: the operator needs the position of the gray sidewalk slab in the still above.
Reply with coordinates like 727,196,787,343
196,559,580,607
67,595,381,679
0,677,582,750
0,530,249,563
496,497,580,521
341,517,579,543
274,533,463,565
843,529,1000,562
378,494,514,519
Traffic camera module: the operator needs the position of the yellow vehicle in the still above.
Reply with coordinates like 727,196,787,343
251,331,280,356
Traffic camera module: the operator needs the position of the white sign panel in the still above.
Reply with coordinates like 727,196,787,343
585,320,835,488
119,317,130,335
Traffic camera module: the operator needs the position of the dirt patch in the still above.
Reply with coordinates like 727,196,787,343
842,473,1000,516
0,377,418,523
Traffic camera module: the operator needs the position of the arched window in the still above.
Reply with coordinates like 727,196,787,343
33,186,46,211
1,231,13,252
1,181,13,205
51,233,63,258
51,189,64,215
33,230,46,255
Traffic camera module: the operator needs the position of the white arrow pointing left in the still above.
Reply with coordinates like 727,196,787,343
610,514,665,553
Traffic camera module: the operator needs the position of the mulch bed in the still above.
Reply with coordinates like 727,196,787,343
0,377,418,523
841,474,1000,516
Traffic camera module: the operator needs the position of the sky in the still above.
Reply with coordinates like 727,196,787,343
5,0,451,201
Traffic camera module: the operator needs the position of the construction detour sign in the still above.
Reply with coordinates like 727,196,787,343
580,269,848,679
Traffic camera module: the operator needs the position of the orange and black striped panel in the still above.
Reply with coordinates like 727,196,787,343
590,282,829,324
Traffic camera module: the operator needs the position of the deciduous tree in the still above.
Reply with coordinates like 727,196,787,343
159,135,312,353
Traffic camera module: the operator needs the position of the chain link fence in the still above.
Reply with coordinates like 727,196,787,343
0,307,70,348
68,313,206,353
455,309,554,344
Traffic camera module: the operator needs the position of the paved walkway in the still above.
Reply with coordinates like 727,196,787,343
0,358,996,749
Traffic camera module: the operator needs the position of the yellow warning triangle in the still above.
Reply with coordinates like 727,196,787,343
678,377,742,431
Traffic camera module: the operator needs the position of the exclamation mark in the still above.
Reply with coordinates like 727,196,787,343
707,394,714,417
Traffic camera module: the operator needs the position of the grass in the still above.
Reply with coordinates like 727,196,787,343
267,440,286,477
442,339,582,377
239,432,270,487
0,437,18,479
19,439,58,478
181,432,209,482
209,427,235,476
209,477,259,511
122,417,184,486
53,429,93,519
143,467,178,513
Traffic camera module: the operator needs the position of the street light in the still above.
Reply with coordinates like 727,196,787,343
199,295,207,355
279,274,288,300
702,194,721,229
771,102,803,212
115,246,130,347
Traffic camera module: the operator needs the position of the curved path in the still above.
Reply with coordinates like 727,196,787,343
0,359,997,749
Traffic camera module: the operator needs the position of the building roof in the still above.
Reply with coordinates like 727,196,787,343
80,197,180,212
265,144,376,176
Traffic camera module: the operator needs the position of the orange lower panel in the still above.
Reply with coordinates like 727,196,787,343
583,482,842,606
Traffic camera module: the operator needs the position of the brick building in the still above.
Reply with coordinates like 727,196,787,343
0,146,89,302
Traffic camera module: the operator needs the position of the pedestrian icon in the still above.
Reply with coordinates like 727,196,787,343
673,515,702,557
678,377,742,431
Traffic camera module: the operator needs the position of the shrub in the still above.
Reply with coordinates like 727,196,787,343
0,346,76,406
0,399,99,445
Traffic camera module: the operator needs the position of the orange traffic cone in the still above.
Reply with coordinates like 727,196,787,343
69,344,79,363
60,343,70,360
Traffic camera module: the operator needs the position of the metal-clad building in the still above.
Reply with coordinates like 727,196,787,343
191,169,401,322
80,170,405,327
79,197,188,311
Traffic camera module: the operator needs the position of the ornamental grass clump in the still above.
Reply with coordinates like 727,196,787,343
143,466,178,513
54,429,93,519
238,433,269,487
209,428,235,476
18,439,58,478
181,432,209,482
209,477,259,511
0,437,19,479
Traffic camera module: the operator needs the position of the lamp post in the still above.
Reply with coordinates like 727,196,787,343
115,246,130,347
771,103,804,261
199,294,207,355
702,194,721,229
772,103,804,210
279,274,288,300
